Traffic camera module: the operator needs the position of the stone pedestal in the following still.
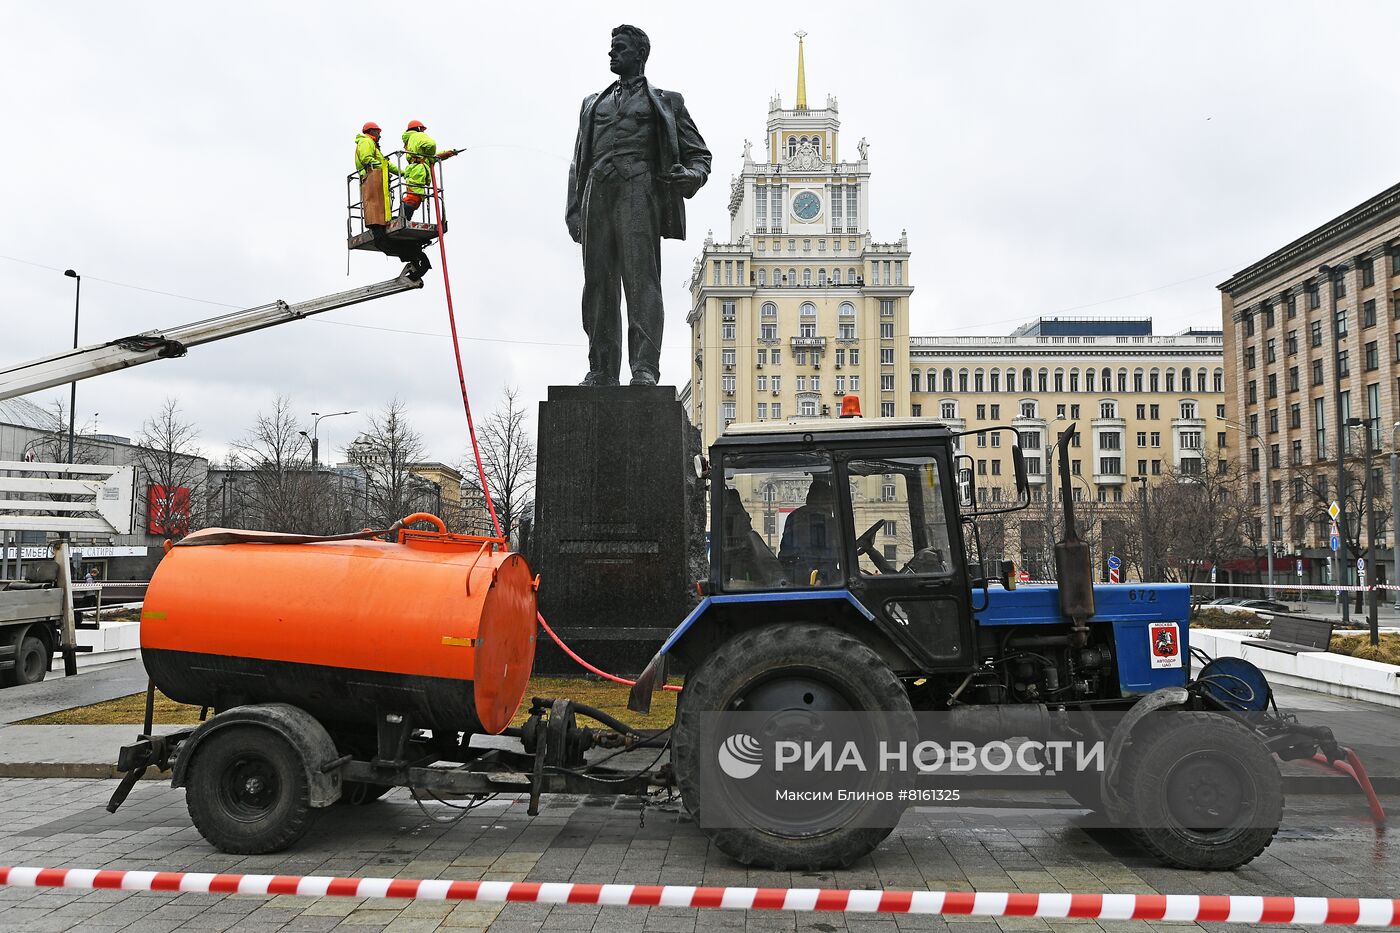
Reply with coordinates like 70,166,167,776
530,386,706,676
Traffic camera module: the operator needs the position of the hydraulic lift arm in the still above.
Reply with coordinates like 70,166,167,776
0,268,423,402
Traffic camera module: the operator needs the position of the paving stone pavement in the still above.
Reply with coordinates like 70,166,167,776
0,778,1394,932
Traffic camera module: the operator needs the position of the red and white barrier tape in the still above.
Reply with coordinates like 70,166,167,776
2,867,1397,924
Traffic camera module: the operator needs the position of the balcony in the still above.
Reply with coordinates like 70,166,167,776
790,336,827,351
1093,472,1127,485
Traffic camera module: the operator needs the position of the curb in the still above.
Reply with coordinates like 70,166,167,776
2,866,1397,924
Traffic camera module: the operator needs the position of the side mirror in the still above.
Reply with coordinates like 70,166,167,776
1012,447,1029,501
955,454,976,508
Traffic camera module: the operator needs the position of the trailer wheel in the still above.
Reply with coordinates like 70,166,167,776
186,725,317,854
13,633,49,686
674,623,915,871
1117,711,1281,870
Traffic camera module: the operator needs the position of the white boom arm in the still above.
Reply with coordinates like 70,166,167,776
0,269,423,402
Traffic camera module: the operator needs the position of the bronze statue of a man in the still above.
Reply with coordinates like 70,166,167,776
566,25,711,386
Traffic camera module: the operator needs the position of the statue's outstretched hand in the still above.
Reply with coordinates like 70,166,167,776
664,163,703,193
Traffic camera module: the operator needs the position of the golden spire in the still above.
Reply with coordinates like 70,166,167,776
795,30,808,110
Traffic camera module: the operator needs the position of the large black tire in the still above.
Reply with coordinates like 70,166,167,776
185,726,317,854
12,633,48,686
1117,711,1281,870
673,623,916,870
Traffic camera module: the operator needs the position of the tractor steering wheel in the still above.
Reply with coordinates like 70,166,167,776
856,519,897,574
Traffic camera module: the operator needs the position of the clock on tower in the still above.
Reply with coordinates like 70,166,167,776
791,190,822,222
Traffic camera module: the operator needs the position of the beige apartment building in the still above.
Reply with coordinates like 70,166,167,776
686,40,912,445
909,318,1226,577
1219,181,1400,587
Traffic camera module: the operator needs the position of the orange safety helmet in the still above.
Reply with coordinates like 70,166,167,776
406,119,427,131
362,121,381,133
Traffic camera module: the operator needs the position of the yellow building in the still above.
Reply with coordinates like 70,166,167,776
909,317,1227,577
687,34,912,447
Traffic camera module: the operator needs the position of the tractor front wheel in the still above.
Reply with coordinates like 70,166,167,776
1117,711,1282,870
673,623,916,871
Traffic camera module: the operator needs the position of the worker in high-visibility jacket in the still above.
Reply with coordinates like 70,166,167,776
354,122,401,228
398,120,458,221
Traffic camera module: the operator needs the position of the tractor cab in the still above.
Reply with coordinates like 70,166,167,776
699,415,1031,672
345,150,448,254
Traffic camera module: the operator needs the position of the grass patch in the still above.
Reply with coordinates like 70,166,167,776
20,676,680,731
1190,607,1267,629
1330,633,1400,665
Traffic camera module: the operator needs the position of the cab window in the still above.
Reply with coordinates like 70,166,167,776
721,452,842,589
846,456,952,576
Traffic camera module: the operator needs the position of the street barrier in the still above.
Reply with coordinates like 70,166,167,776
2,866,1398,924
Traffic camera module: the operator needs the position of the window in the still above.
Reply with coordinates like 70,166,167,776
1099,457,1122,475
1150,405,1159,419
991,404,1000,419
1364,299,1377,327
1308,283,1320,309
1314,398,1326,458
1292,440,1303,465
1363,258,1376,288
761,323,777,340
1100,401,1117,418
722,322,735,341
1070,404,1080,419
880,299,895,317
991,432,1001,447
1136,431,1147,446
1267,374,1277,398
756,403,767,419
1289,403,1301,429
1288,366,1299,391
881,374,895,391
721,452,838,589
771,403,781,418
1021,401,1037,418
1150,432,1161,447
799,323,816,338
976,404,986,419
911,372,921,392
1334,275,1347,300
880,322,894,339
1019,431,1042,450
1181,431,1202,450
941,401,957,419
1100,431,1122,450
880,348,894,364
1286,330,1298,355
1311,320,1322,347
1136,404,1146,419
1266,338,1276,362
1366,341,1379,370
1181,401,1196,419
1244,347,1255,369
796,376,807,391
1244,315,1255,337
722,374,736,393
1217,431,1227,447
880,402,895,417
1336,308,1348,337
1267,410,1278,433
1286,292,1297,318
1311,360,1323,386
1338,350,1350,376
1151,459,1162,475
721,347,736,366
838,322,855,339
761,301,777,318
756,375,768,391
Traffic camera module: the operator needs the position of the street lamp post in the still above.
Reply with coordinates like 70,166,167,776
300,410,357,472
1132,475,1150,582
1348,417,1380,645
1322,263,1351,627
62,270,81,463
1224,419,1273,598
1392,421,1400,611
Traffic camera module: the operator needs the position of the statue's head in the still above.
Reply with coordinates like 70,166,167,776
609,25,650,78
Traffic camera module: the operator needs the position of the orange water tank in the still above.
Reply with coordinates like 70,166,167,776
140,516,537,735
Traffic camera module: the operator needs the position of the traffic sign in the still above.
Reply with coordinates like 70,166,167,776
1295,558,1303,577
1330,534,1341,552
1210,565,1217,583
1017,569,1030,583
1358,557,1367,573
1329,501,1341,521
1107,554,1121,570
1109,567,1121,583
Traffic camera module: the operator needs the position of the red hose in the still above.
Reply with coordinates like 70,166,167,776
429,162,502,539
537,611,682,692
428,163,677,694
1307,749,1387,824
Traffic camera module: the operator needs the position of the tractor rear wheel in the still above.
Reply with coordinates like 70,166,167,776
673,623,916,871
1117,711,1281,870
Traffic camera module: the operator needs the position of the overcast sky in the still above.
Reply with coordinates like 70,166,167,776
6,1,1400,467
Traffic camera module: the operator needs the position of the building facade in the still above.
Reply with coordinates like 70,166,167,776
1219,181,1400,586
687,38,912,447
910,318,1226,578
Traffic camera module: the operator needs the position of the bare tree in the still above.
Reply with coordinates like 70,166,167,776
461,386,536,544
1151,449,1249,583
135,398,207,538
22,400,104,465
350,399,436,529
228,395,319,533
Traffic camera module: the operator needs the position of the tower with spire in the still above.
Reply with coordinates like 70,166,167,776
683,32,914,446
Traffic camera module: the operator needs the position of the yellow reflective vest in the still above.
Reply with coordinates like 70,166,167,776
354,134,401,178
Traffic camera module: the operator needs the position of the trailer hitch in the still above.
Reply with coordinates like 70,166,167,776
106,730,191,814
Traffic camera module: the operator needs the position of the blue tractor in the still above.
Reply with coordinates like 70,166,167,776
630,417,1361,871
